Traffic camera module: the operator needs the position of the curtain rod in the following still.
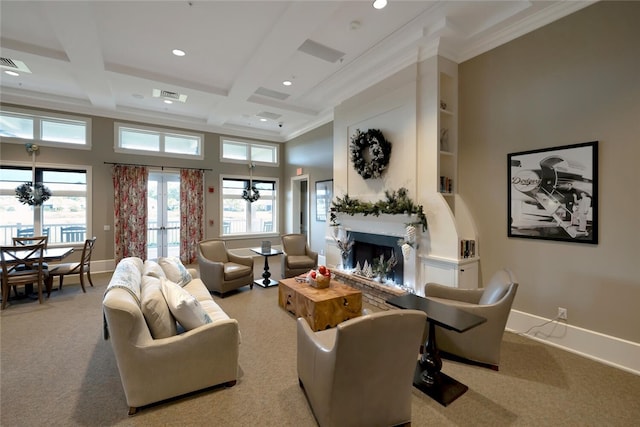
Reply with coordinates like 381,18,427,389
104,162,212,172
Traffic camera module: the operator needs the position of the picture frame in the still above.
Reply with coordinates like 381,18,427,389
508,141,598,244
315,179,333,222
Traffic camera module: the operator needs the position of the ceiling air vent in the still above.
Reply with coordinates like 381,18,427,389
0,57,32,73
160,90,179,100
152,88,187,103
1,58,18,68
297,39,345,63
254,87,289,100
257,111,282,120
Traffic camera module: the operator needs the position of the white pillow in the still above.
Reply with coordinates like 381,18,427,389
141,275,177,339
158,257,192,286
143,259,167,279
161,278,212,331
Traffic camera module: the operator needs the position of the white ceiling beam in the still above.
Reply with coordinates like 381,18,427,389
40,2,115,111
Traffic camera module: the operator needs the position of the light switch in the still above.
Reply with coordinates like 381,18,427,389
103,225,111,231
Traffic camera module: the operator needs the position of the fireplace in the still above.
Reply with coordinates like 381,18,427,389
330,213,419,292
348,232,403,285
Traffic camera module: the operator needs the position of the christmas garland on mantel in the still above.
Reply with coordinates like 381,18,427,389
329,187,427,231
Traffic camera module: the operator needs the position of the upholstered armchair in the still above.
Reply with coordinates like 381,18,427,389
297,310,427,427
197,239,254,297
424,268,519,370
281,234,318,278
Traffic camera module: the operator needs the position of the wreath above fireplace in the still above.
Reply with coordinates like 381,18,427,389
349,128,391,180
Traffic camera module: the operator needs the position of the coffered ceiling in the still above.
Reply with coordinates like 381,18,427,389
0,1,594,142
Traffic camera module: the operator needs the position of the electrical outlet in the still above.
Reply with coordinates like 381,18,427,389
557,307,568,320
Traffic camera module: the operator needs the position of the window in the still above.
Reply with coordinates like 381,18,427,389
221,177,277,235
0,165,90,245
115,123,203,159
0,107,91,148
220,138,278,166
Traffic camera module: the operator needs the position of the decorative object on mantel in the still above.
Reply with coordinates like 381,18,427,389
372,252,397,281
354,261,362,275
397,223,419,260
329,187,427,231
15,143,52,206
349,128,392,180
242,163,260,203
331,227,354,270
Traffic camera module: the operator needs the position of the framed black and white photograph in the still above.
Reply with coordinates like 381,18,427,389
315,179,332,222
508,141,598,244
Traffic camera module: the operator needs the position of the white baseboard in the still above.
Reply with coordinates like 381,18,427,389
507,309,640,376
92,258,116,274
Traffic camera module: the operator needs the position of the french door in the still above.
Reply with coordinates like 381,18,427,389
147,171,180,259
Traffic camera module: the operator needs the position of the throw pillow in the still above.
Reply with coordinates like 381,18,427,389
143,259,167,279
161,277,212,331
141,275,177,339
158,256,192,286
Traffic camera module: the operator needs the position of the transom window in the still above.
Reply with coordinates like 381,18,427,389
221,138,278,166
115,123,203,159
221,177,277,235
0,165,91,246
0,107,91,148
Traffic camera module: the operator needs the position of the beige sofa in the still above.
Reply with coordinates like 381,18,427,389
103,257,239,415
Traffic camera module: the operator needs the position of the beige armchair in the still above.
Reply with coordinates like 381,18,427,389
297,310,427,427
424,268,519,370
197,239,254,297
281,233,318,278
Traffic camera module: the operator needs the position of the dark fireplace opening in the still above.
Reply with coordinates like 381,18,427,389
347,232,403,284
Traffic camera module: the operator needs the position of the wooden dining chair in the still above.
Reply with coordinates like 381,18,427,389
10,235,49,296
46,237,96,295
1,243,49,310
12,235,49,248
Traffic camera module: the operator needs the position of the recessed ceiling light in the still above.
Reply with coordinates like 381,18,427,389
4,70,19,76
164,99,173,104
259,118,268,122
282,80,292,86
172,49,186,57
373,0,387,10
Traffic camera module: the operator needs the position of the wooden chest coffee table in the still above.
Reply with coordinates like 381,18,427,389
278,277,362,331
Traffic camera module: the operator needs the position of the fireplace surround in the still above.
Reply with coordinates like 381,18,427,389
331,213,419,292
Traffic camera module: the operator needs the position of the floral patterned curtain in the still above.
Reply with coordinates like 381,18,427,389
180,169,204,264
112,165,148,263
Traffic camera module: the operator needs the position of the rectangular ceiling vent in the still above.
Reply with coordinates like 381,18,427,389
0,57,32,73
298,39,345,63
1,58,18,68
161,90,180,100
255,87,289,101
257,111,282,120
152,88,187,103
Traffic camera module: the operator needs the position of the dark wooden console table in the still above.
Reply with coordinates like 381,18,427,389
387,293,486,406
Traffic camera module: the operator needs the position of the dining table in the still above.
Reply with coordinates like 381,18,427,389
1,246,75,299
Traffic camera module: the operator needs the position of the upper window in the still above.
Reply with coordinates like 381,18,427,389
0,107,91,148
115,123,203,159
221,138,278,166
221,177,277,236
0,165,90,246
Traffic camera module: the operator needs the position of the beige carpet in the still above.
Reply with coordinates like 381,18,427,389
1,272,639,426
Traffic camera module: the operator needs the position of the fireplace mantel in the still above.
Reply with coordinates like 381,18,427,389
335,213,419,237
